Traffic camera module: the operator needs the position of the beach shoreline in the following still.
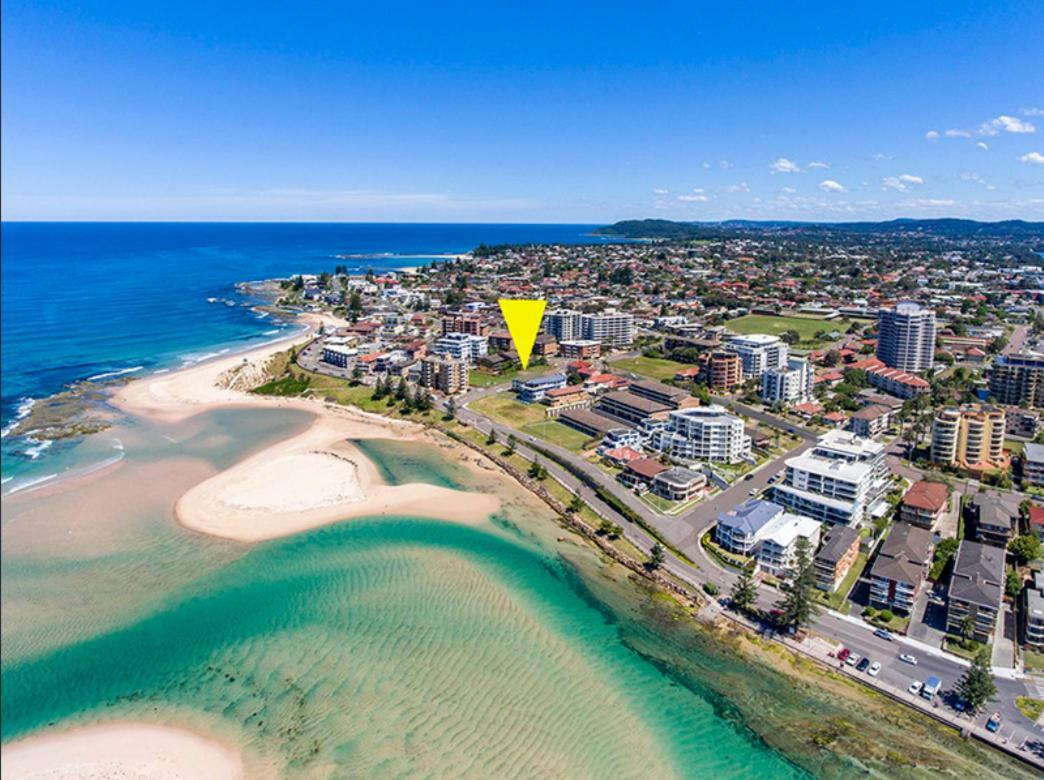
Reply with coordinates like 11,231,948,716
0,722,245,779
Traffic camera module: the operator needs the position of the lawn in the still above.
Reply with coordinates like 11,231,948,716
1023,649,1044,674
469,392,547,428
609,355,692,381
1016,696,1044,722
815,551,867,611
468,365,546,389
521,419,595,452
944,636,990,660
725,314,840,344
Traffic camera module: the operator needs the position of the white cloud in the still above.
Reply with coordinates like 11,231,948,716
678,194,710,202
925,130,940,141
780,186,797,194
725,182,751,193
960,172,996,190
945,129,971,138
692,187,705,193
1023,107,1044,117
818,179,845,193
769,157,802,174
652,188,669,195
1018,151,1044,165
978,115,1036,135
718,160,733,169
882,173,923,192
976,141,989,151
905,198,956,208
872,152,892,161
701,162,712,169
807,161,830,169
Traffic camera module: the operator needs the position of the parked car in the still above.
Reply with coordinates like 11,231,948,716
748,488,758,495
986,712,1001,733
953,698,967,712
856,657,871,672
899,653,918,665
908,680,923,695
845,653,861,667
873,628,893,641
744,473,754,481
837,648,851,663
868,661,882,677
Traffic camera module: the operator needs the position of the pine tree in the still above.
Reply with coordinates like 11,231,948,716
648,543,665,570
774,537,819,631
955,647,996,714
730,565,757,613
506,434,517,454
486,428,497,446
395,377,409,401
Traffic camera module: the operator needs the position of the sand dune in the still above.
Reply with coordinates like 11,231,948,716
0,722,244,779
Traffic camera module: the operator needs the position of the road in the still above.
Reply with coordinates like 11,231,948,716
449,385,1044,761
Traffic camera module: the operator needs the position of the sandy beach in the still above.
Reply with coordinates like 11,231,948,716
0,722,244,779
115,309,501,541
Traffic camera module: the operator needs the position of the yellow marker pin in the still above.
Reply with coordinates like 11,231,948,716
498,298,547,370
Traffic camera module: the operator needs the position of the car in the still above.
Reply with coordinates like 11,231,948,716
868,661,881,677
908,681,923,695
873,628,893,641
748,488,758,495
986,712,1001,733
953,698,967,712
856,657,871,672
837,648,851,662
845,653,861,667
899,653,918,665
787,427,796,434
744,473,754,481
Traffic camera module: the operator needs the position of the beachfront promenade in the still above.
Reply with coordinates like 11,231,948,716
448,386,1044,767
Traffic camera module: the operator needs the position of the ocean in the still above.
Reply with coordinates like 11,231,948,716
0,221,606,487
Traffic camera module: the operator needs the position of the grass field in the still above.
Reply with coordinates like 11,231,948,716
725,314,840,343
609,355,691,381
468,392,547,428
520,419,595,451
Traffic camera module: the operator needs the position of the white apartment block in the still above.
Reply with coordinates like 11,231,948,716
876,301,936,373
432,332,488,365
756,513,822,578
544,309,584,342
649,405,752,463
761,356,813,406
725,334,789,380
771,430,890,526
581,311,635,346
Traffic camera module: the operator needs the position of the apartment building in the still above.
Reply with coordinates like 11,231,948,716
627,379,692,409
1026,572,1044,650
321,344,358,368
581,311,635,346
989,352,1044,408
543,385,591,416
770,430,890,526
946,540,1004,643
715,499,784,555
868,522,933,614
756,513,822,579
724,334,789,379
898,480,949,529
512,373,568,403
441,313,488,337
652,466,707,501
596,390,672,426
966,490,1021,548
544,309,584,342
930,405,1006,471
433,332,489,365
876,301,936,373
846,404,893,439
649,406,752,463
419,356,469,395
761,357,813,406
1025,442,1044,487
814,525,861,592
558,339,601,360
700,350,744,392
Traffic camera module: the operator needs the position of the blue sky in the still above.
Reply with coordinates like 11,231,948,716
2,1,1042,222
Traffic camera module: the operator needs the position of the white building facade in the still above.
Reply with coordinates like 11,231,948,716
876,301,936,373
725,334,789,380
650,405,752,463
761,356,813,406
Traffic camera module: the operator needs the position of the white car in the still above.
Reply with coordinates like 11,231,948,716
908,680,923,695
845,653,860,667
899,653,918,665
868,661,882,677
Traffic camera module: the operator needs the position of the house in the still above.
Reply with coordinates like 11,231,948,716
946,540,1005,642
652,466,707,501
620,458,667,490
868,522,933,614
1029,505,1044,541
814,525,861,591
966,490,1021,547
846,404,892,439
715,499,784,555
898,481,949,529
602,445,644,467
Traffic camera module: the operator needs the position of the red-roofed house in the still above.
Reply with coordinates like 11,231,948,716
602,445,644,466
1029,505,1044,540
620,457,667,489
865,365,930,399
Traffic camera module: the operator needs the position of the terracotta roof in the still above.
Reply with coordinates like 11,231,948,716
1029,505,1044,528
546,385,585,398
902,481,949,513
625,458,667,480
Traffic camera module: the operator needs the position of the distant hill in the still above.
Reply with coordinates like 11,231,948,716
594,218,1044,240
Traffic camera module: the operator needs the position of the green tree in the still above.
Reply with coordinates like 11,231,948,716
730,566,757,613
394,377,409,401
486,428,497,446
443,396,457,420
568,494,584,514
774,537,819,631
647,542,665,570
598,519,622,539
955,647,997,714
371,374,388,401
506,434,517,454
1006,570,1024,599
958,614,976,645
1009,535,1042,565
350,363,363,386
